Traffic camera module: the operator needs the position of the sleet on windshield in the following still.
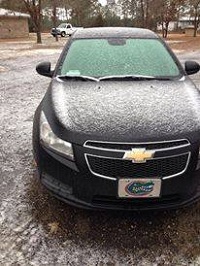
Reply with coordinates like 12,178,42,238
60,38,180,78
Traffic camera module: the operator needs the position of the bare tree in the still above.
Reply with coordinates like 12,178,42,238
118,0,138,24
155,0,184,38
22,0,42,43
138,0,153,28
186,0,200,37
63,0,71,21
0,0,25,11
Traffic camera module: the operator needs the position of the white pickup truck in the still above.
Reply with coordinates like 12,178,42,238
51,23,81,37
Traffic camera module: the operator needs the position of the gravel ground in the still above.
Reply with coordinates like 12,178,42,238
0,37,200,265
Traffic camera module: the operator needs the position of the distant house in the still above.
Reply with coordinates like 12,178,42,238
0,8,30,39
177,16,195,30
157,16,198,32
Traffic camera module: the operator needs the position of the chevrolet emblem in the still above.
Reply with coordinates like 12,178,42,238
123,148,155,163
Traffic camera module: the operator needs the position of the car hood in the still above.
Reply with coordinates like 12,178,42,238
44,77,200,145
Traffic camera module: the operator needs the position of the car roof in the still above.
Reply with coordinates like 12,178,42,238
72,27,159,39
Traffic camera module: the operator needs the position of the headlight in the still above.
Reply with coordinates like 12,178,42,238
40,111,74,161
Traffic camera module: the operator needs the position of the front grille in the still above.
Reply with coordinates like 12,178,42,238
86,153,189,179
85,140,189,150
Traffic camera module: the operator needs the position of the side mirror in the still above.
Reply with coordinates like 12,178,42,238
185,61,200,75
36,62,54,78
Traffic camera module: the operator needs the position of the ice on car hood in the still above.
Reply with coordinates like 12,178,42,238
49,77,200,143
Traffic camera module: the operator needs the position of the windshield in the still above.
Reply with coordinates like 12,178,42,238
60,38,180,78
58,23,66,28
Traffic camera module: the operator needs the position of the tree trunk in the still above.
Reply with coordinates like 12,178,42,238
194,8,198,37
23,0,42,44
65,6,69,21
140,0,145,27
161,22,165,38
145,0,149,28
53,0,58,42
36,30,42,43
165,21,169,38
162,21,169,38
38,0,42,43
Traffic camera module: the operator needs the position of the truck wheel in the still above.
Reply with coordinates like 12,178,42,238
61,32,66,37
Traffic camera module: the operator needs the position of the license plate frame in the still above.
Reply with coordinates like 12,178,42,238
118,178,161,198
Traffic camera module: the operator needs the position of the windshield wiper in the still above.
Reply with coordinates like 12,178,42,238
57,75,99,82
57,74,172,82
99,75,173,81
99,75,157,81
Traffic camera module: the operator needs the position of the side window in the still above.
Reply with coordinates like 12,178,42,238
67,25,71,29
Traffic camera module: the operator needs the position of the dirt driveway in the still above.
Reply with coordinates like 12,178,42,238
0,34,200,265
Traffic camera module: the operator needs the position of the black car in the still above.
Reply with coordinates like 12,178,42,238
33,27,200,210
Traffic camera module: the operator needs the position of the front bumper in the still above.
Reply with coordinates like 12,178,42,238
35,143,200,211
39,172,200,211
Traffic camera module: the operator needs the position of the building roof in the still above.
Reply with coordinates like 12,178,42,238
73,27,158,39
0,8,30,18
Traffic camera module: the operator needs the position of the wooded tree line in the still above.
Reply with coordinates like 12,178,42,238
118,0,200,37
0,0,200,43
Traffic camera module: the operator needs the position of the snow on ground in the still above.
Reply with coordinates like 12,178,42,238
0,37,200,265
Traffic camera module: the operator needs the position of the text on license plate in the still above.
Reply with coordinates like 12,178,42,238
118,178,161,198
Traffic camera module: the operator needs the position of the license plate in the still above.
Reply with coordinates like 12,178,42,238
118,178,161,198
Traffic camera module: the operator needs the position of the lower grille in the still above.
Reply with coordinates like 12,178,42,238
86,153,190,179
92,194,180,205
93,194,182,208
